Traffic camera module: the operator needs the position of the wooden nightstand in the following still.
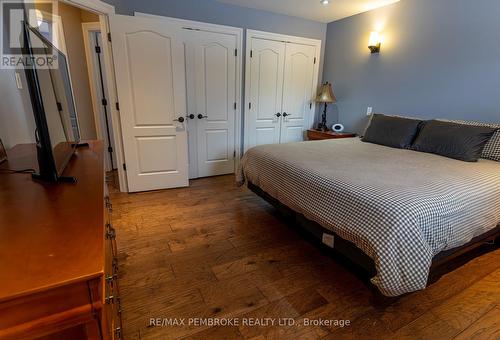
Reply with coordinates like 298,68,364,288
307,130,357,141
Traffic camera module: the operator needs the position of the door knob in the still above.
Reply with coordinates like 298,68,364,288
197,114,208,119
275,113,281,117
174,116,185,123
186,114,195,119
282,112,291,117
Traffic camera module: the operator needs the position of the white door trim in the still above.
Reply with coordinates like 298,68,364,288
81,22,103,142
63,0,115,14
81,22,117,172
247,29,323,49
244,30,322,151
134,12,244,173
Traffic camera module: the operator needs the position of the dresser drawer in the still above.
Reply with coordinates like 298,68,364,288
0,280,100,339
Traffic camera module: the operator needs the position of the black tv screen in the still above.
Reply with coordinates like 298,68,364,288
23,23,80,181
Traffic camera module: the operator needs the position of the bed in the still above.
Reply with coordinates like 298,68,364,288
237,138,500,297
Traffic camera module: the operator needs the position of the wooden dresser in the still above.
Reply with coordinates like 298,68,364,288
0,141,122,339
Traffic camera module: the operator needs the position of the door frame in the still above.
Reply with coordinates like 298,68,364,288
81,22,117,171
81,22,103,143
244,29,322,151
61,0,129,191
134,12,244,174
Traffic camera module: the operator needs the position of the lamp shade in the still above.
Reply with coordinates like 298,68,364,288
315,82,336,103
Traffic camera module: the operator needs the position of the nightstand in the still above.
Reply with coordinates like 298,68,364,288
307,130,357,141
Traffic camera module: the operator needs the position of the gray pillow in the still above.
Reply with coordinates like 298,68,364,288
437,119,500,161
362,114,422,149
412,120,497,162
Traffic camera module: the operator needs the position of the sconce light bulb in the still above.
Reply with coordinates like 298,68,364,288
368,31,382,53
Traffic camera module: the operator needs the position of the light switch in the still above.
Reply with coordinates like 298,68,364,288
15,72,22,89
366,107,373,116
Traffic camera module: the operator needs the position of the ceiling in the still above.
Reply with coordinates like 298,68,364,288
216,0,400,23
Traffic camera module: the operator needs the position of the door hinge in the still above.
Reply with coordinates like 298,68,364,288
233,151,236,158
122,163,126,171
115,102,120,111
56,102,63,112
234,49,237,57
108,146,113,153
314,57,316,64
102,98,108,106
309,102,312,109
95,46,101,54
107,32,112,42
250,50,253,58
248,102,252,109
234,102,237,110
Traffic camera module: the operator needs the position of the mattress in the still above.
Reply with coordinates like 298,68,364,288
237,138,500,296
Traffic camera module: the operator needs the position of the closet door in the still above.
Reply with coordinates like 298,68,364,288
109,15,188,192
246,38,286,149
280,43,316,143
192,31,237,178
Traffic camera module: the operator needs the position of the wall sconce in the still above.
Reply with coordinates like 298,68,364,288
368,31,382,53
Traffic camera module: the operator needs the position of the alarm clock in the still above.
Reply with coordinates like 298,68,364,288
332,124,344,132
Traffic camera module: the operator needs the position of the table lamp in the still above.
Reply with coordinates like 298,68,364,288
315,82,336,131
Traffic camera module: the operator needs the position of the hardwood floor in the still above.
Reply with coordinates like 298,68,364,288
109,175,500,340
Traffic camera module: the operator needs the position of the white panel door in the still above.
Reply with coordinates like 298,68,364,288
109,15,188,192
246,38,286,149
191,30,237,178
280,43,316,144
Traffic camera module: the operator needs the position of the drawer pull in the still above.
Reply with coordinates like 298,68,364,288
106,227,116,240
105,197,113,210
114,327,122,339
106,274,118,282
105,295,114,304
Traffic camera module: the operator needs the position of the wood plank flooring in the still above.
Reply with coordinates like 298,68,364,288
109,175,500,340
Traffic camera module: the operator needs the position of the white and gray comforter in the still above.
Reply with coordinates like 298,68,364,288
237,138,500,296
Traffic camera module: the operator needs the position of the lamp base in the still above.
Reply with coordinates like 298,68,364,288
317,102,330,132
316,123,329,132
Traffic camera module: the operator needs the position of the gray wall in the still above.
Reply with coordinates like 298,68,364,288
323,0,500,133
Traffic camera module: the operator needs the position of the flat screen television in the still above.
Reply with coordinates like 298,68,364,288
22,23,84,182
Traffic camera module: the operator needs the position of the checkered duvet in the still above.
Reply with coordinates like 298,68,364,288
237,138,500,296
